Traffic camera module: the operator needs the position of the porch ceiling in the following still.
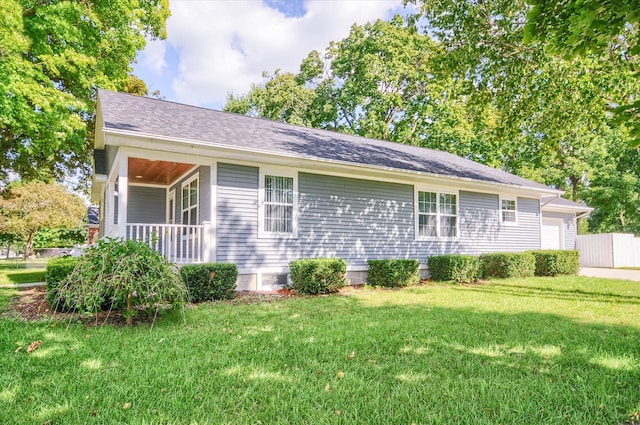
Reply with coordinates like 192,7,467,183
128,157,194,186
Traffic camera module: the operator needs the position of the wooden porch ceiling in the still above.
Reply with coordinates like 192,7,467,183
128,158,194,186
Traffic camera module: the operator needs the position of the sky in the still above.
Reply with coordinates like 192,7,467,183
132,0,411,110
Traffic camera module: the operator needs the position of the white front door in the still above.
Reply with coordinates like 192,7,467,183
541,218,563,250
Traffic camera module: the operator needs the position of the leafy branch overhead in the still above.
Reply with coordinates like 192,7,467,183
0,0,170,184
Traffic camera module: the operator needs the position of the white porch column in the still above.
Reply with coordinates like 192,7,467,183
202,221,211,263
117,154,128,237
106,180,115,237
210,161,217,263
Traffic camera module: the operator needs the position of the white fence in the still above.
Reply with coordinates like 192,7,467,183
576,233,640,268
126,223,206,264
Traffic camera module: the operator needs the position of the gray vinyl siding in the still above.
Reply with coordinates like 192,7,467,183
169,165,211,225
542,211,577,249
127,186,166,223
216,164,542,269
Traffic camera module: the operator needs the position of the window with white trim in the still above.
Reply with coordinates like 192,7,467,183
416,190,458,238
181,174,198,226
500,197,517,225
262,174,296,235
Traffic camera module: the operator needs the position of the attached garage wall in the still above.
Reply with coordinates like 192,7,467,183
541,211,577,249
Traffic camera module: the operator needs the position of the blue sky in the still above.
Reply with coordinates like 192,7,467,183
132,0,410,110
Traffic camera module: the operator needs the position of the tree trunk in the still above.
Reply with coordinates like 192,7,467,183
23,229,37,261
127,292,133,326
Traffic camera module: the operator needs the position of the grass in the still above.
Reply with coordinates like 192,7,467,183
1,276,639,424
0,259,47,285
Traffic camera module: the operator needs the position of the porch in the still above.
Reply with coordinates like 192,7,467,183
97,150,214,264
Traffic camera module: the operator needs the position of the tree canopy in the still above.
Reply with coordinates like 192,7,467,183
0,0,169,184
0,181,86,259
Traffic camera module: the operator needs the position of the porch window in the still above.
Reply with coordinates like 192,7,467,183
181,174,198,226
416,189,458,238
500,197,517,225
264,175,294,233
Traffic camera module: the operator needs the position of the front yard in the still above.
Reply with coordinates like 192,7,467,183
1,276,639,424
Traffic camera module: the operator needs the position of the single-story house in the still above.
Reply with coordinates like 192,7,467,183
91,89,592,290
87,205,100,245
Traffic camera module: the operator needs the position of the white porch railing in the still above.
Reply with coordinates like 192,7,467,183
126,223,206,264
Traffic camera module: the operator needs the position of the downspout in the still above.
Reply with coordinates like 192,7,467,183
540,194,561,208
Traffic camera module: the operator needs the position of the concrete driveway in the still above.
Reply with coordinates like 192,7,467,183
579,267,640,282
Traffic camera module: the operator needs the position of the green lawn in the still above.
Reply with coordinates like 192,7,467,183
0,259,47,285
1,276,639,424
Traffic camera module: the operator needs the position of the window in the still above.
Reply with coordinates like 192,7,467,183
416,189,457,238
181,174,198,226
500,197,517,225
260,171,297,237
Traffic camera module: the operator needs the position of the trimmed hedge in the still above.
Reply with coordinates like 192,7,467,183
45,256,80,311
530,250,580,276
480,252,536,279
367,259,420,287
428,255,482,283
180,263,238,302
289,258,346,295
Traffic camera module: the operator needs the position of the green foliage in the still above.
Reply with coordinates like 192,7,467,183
366,259,420,288
180,263,238,302
480,252,536,279
0,0,169,183
0,181,86,259
289,258,346,295
50,238,186,324
530,250,580,276
45,256,80,311
428,254,483,283
34,227,87,249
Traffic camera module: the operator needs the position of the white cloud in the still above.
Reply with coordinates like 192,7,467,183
138,39,167,75
148,0,404,108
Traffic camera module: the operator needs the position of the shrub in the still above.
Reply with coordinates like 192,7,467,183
367,259,420,287
180,263,238,302
50,238,187,325
530,250,580,276
289,258,346,295
428,255,482,283
45,256,80,311
480,252,535,279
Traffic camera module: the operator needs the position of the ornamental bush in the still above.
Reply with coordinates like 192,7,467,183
428,254,482,283
49,238,187,325
180,263,238,302
289,258,346,295
45,256,80,311
367,259,420,288
480,252,536,279
530,250,580,276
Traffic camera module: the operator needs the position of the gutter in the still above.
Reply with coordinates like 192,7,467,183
540,194,561,208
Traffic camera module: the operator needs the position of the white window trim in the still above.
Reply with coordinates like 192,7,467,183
180,173,199,226
414,186,459,240
499,195,518,226
258,166,298,239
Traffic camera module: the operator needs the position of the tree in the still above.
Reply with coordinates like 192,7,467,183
523,0,640,145
0,0,169,184
0,181,86,259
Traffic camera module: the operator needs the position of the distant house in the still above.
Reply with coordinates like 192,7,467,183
87,206,99,245
91,90,592,290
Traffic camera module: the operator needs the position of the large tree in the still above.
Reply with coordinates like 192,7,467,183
0,0,169,183
0,181,86,259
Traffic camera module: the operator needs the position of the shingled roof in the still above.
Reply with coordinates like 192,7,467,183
97,89,557,193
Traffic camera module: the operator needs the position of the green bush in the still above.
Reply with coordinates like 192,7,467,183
530,250,580,276
480,252,536,279
289,258,346,295
180,263,238,302
367,259,420,287
45,256,80,311
49,238,187,324
428,254,482,283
